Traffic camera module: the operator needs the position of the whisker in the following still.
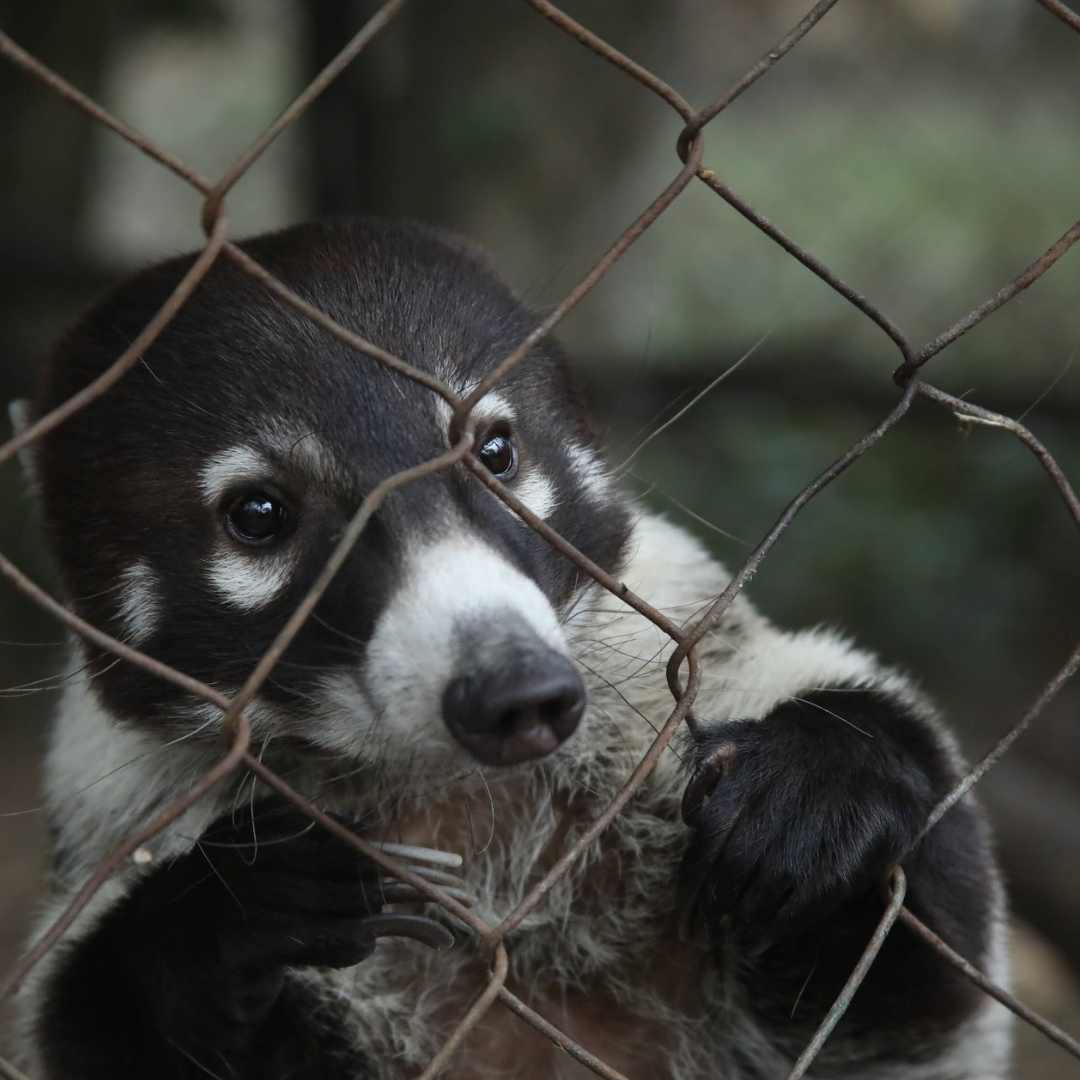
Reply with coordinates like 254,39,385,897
613,330,771,476
472,767,497,855
0,653,121,697
577,657,684,765
786,694,874,739
311,612,368,649
1017,347,1075,423
633,481,747,547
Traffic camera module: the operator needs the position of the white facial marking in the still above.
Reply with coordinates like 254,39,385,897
115,560,162,645
206,548,294,612
265,424,339,491
513,470,558,519
362,535,566,754
433,388,516,441
470,389,515,422
566,443,612,501
200,436,326,612
200,446,268,506
433,390,556,520
202,430,340,507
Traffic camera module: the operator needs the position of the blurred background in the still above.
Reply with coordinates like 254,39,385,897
1,0,1078,1072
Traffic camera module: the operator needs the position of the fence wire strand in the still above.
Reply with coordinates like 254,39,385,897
2,0,1079,1077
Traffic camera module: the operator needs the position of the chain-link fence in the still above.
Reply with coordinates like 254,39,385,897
1,1,1079,1077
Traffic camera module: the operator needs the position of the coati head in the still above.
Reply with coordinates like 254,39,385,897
27,219,633,774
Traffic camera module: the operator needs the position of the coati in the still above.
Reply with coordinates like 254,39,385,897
11,218,1010,1078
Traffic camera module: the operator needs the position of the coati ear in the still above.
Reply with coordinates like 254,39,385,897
6,399,41,498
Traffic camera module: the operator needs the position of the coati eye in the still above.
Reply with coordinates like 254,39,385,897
224,492,289,546
478,426,518,480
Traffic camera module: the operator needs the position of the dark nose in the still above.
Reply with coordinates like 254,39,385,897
442,650,586,766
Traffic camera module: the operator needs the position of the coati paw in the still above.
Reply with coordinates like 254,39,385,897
678,689,936,951
121,800,469,1055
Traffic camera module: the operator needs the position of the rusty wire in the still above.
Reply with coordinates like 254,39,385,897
1,0,1079,1077
0,1055,30,1080
788,867,909,1080
901,905,1080,1060
1037,0,1080,33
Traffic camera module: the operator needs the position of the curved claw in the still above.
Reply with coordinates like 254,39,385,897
362,913,456,951
372,842,464,869
379,882,429,904
381,878,475,907
368,841,474,907
681,741,737,825
369,842,474,907
405,864,467,889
